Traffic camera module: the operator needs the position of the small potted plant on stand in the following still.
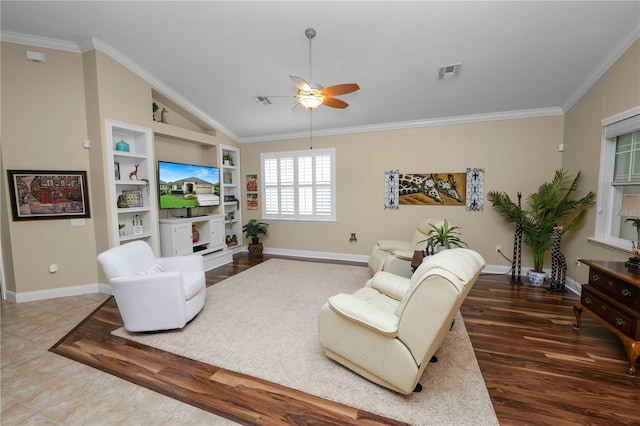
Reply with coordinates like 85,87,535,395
487,169,595,286
424,219,467,254
242,219,269,257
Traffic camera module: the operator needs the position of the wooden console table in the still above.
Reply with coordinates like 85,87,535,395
573,259,640,377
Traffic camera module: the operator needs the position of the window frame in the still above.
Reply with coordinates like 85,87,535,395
260,148,336,222
593,106,640,250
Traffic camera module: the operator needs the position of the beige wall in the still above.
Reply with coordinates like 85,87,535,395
563,39,640,284
1,35,636,297
240,115,564,267
1,42,98,292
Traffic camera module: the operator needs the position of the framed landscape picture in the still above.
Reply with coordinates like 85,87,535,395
7,170,90,221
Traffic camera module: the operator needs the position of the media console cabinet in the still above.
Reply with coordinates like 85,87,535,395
159,214,231,271
574,259,640,377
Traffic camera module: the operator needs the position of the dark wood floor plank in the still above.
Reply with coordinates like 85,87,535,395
50,254,640,426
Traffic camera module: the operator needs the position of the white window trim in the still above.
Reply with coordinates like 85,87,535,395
593,105,640,251
260,148,336,222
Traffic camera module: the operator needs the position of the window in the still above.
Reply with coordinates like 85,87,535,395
261,148,336,222
595,107,640,249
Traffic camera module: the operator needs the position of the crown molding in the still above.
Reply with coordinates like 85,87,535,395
238,107,565,143
79,37,239,140
563,27,640,113
0,30,80,52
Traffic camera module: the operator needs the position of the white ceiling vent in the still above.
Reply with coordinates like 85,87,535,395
438,63,462,80
253,96,272,106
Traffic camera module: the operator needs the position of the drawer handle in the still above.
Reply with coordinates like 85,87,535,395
600,304,607,311
622,288,632,297
584,297,592,305
616,317,626,327
608,280,614,286
592,274,600,282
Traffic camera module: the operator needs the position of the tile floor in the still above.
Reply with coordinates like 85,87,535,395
1,293,235,425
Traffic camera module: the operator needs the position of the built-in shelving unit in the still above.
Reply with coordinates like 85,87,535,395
219,144,243,252
105,119,159,254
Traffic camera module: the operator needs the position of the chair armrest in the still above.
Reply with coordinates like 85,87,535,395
328,294,399,336
109,271,186,300
157,255,204,272
390,249,415,261
366,271,411,300
375,240,410,252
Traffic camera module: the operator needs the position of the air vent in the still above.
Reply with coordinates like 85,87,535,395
253,96,272,106
438,63,462,80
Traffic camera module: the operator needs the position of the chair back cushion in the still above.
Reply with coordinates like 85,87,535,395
410,217,445,250
97,241,157,281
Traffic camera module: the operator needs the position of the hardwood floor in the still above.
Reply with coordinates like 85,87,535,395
50,254,640,425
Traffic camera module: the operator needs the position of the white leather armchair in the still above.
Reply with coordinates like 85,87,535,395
97,241,206,332
319,248,485,395
368,217,445,278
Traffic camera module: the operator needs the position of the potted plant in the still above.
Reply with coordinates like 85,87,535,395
487,169,595,285
242,219,269,257
424,219,467,253
223,152,234,166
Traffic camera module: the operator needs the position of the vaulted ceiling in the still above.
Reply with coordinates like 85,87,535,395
2,1,639,142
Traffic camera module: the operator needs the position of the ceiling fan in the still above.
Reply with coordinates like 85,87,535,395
275,28,360,110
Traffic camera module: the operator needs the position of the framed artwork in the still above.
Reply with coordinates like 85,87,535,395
114,162,121,180
122,190,143,207
247,193,258,210
246,174,257,192
398,172,466,206
7,170,90,221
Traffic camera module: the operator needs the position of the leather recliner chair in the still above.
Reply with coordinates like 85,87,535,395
97,240,206,332
318,248,486,395
368,217,445,278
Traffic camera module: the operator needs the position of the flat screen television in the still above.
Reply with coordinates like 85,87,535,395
158,160,220,217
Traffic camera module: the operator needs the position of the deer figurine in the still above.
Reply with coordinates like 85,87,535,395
129,164,140,181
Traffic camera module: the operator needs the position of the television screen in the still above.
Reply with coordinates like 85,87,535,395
158,161,220,210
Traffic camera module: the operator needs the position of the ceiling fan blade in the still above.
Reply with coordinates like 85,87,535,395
290,75,312,91
322,97,349,109
322,83,360,96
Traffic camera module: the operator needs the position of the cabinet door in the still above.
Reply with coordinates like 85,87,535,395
173,222,194,256
210,216,225,249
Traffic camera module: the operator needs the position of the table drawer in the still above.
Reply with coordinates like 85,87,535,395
582,285,640,340
589,269,640,309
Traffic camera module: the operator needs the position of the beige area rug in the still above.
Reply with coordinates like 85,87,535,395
113,259,498,425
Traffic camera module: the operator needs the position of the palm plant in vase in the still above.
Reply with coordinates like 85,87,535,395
487,169,595,284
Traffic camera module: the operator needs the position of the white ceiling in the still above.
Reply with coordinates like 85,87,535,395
2,1,639,142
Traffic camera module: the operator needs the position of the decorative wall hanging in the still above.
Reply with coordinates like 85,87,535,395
398,172,466,206
7,170,91,221
247,193,258,210
384,170,399,209
246,174,258,192
465,167,485,212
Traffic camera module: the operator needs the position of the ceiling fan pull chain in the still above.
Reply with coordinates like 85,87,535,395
309,110,313,150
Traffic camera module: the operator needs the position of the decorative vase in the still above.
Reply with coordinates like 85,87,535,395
526,270,548,286
192,225,199,243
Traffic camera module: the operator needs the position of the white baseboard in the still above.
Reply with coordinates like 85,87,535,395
5,250,583,303
6,283,111,304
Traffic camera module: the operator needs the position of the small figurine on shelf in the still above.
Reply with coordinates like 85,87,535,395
129,164,140,181
152,102,159,121
159,107,168,124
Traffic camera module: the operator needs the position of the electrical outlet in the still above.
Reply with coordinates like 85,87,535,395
495,245,501,252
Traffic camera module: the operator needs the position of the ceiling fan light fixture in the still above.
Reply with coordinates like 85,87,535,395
298,89,323,109
299,96,322,109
